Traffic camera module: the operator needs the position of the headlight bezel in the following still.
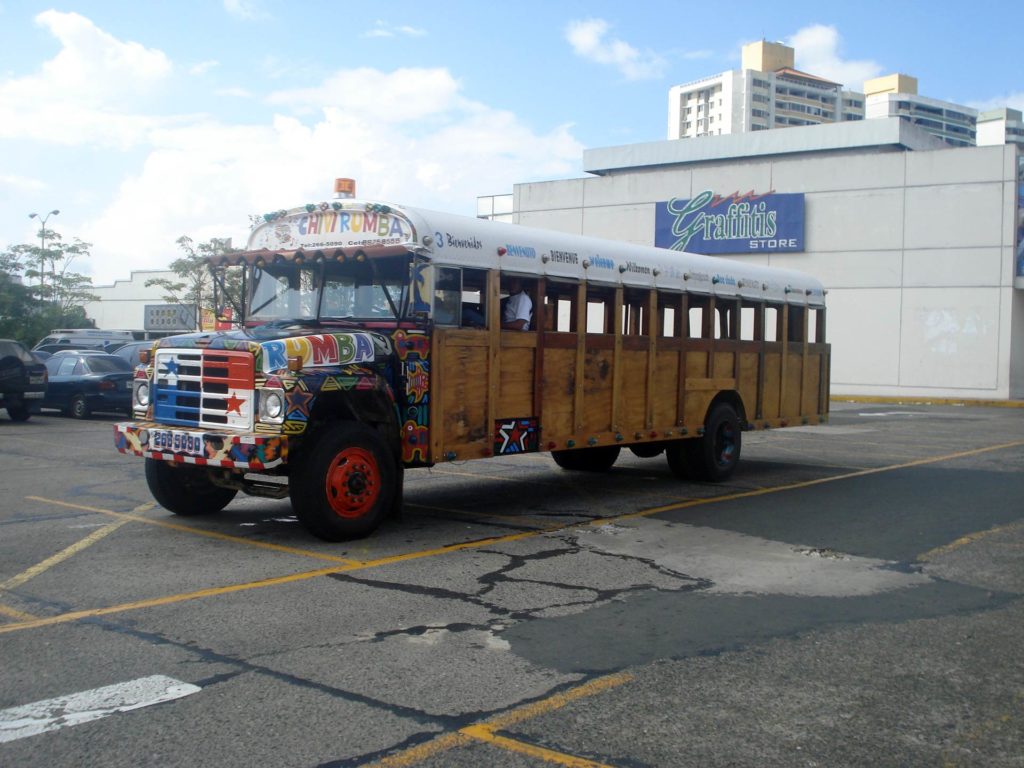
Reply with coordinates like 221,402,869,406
133,380,150,408
258,388,286,424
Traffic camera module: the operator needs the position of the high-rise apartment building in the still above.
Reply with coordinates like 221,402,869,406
863,74,977,147
668,41,863,141
668,39,1010,149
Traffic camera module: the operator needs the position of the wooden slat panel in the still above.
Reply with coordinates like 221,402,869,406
618,349,647,430
440,343,489,444
654,349,679,426
737,352,760,418
541,347,576,440
582,347,613,433
498,347,535,417
713,351,736,379
762,352,781,419
783,352,803,417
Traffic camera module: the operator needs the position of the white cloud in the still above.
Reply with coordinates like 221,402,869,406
969,92,1024,113
787,24,883,91
223,0,264,20
0,13,584,284
364,20,427,38
266,68,462,122
0,174,47,193
189,60,219,76
0,10,173,147
565,18,666,81
81,67,583,284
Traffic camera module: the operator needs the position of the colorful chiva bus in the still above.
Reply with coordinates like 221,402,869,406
114,194,830,541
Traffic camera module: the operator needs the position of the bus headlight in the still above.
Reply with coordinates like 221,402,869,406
259,389,285,424
134,381,150,408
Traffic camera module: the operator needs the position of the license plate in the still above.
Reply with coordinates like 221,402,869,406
150,429,204,456
125,380,132,390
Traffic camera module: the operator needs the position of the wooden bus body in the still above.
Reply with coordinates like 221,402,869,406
114,198,829,540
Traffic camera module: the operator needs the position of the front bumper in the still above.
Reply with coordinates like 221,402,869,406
114,421,288,471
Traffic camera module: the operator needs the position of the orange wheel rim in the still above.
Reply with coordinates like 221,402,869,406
325,447,381,519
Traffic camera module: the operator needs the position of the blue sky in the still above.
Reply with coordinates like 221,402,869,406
1,0,1020,285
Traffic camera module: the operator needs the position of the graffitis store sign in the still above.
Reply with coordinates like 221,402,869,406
655,191,805,254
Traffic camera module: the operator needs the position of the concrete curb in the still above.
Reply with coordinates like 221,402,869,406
832,395,1024,409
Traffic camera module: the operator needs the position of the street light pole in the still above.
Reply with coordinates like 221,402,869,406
28,209,59,302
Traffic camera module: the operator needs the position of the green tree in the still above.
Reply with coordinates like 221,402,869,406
0,229,98,345
146,236,242,329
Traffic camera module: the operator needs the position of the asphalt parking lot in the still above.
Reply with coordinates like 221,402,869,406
1,402,1022,767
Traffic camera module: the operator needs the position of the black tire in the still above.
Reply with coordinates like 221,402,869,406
145,459,238,515
667,403,741,481
6,403,31,422
629,442,665,459
550,445,621,472
289,421,396,541
70,394,90,420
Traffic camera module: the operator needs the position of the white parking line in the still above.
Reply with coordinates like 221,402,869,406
0,675,200,743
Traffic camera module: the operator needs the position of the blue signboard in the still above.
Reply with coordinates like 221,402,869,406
655,191,805,254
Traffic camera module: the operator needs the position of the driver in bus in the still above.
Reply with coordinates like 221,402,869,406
501,277,533,331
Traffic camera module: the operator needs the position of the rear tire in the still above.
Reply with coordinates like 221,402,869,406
70,394,90,420
666,403,741,481
550,445,620,472
289,421,396,541
145,459,238,515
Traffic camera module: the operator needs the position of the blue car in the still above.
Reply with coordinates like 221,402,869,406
42,352,134,418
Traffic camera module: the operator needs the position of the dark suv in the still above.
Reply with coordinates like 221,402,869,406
0,339,48,421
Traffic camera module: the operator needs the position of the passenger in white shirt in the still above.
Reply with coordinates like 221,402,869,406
501,277,533,330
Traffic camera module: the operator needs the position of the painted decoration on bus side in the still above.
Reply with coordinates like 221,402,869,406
248,204,416,251
394,329,430,465
655,190,805,254
493,417,539,456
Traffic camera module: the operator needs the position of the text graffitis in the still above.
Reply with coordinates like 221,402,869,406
655,190,805,254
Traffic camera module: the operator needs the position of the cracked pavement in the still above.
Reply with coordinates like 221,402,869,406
1,403,1023,766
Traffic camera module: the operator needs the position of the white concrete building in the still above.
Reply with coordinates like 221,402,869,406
978,108,1024,147
83,269,182,336
499,118,1024,400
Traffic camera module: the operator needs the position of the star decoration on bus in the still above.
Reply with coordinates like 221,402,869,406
496,419,527,454
225,392,245,415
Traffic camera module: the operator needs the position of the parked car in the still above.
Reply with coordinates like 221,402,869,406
34,342,107,355
112,340,155,366
42,352,134,418
0,339,48,421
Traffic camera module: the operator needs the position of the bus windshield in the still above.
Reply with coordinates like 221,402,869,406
248,255,410,324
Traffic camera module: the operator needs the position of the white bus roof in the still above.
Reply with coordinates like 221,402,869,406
239,199,826,308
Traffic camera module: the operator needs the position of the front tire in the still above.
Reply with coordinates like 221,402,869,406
6,403,31,422
551,445,620,472
145,459,238,515
290,422,396,541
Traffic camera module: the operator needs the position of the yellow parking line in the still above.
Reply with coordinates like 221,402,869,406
0,517,132,592
918,521,1024,562
3,439,1021,636
482,672,633,730
461,725,614,767
0,604,37,621
362,733,473,768
26,496,362,566
364,673,633,768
